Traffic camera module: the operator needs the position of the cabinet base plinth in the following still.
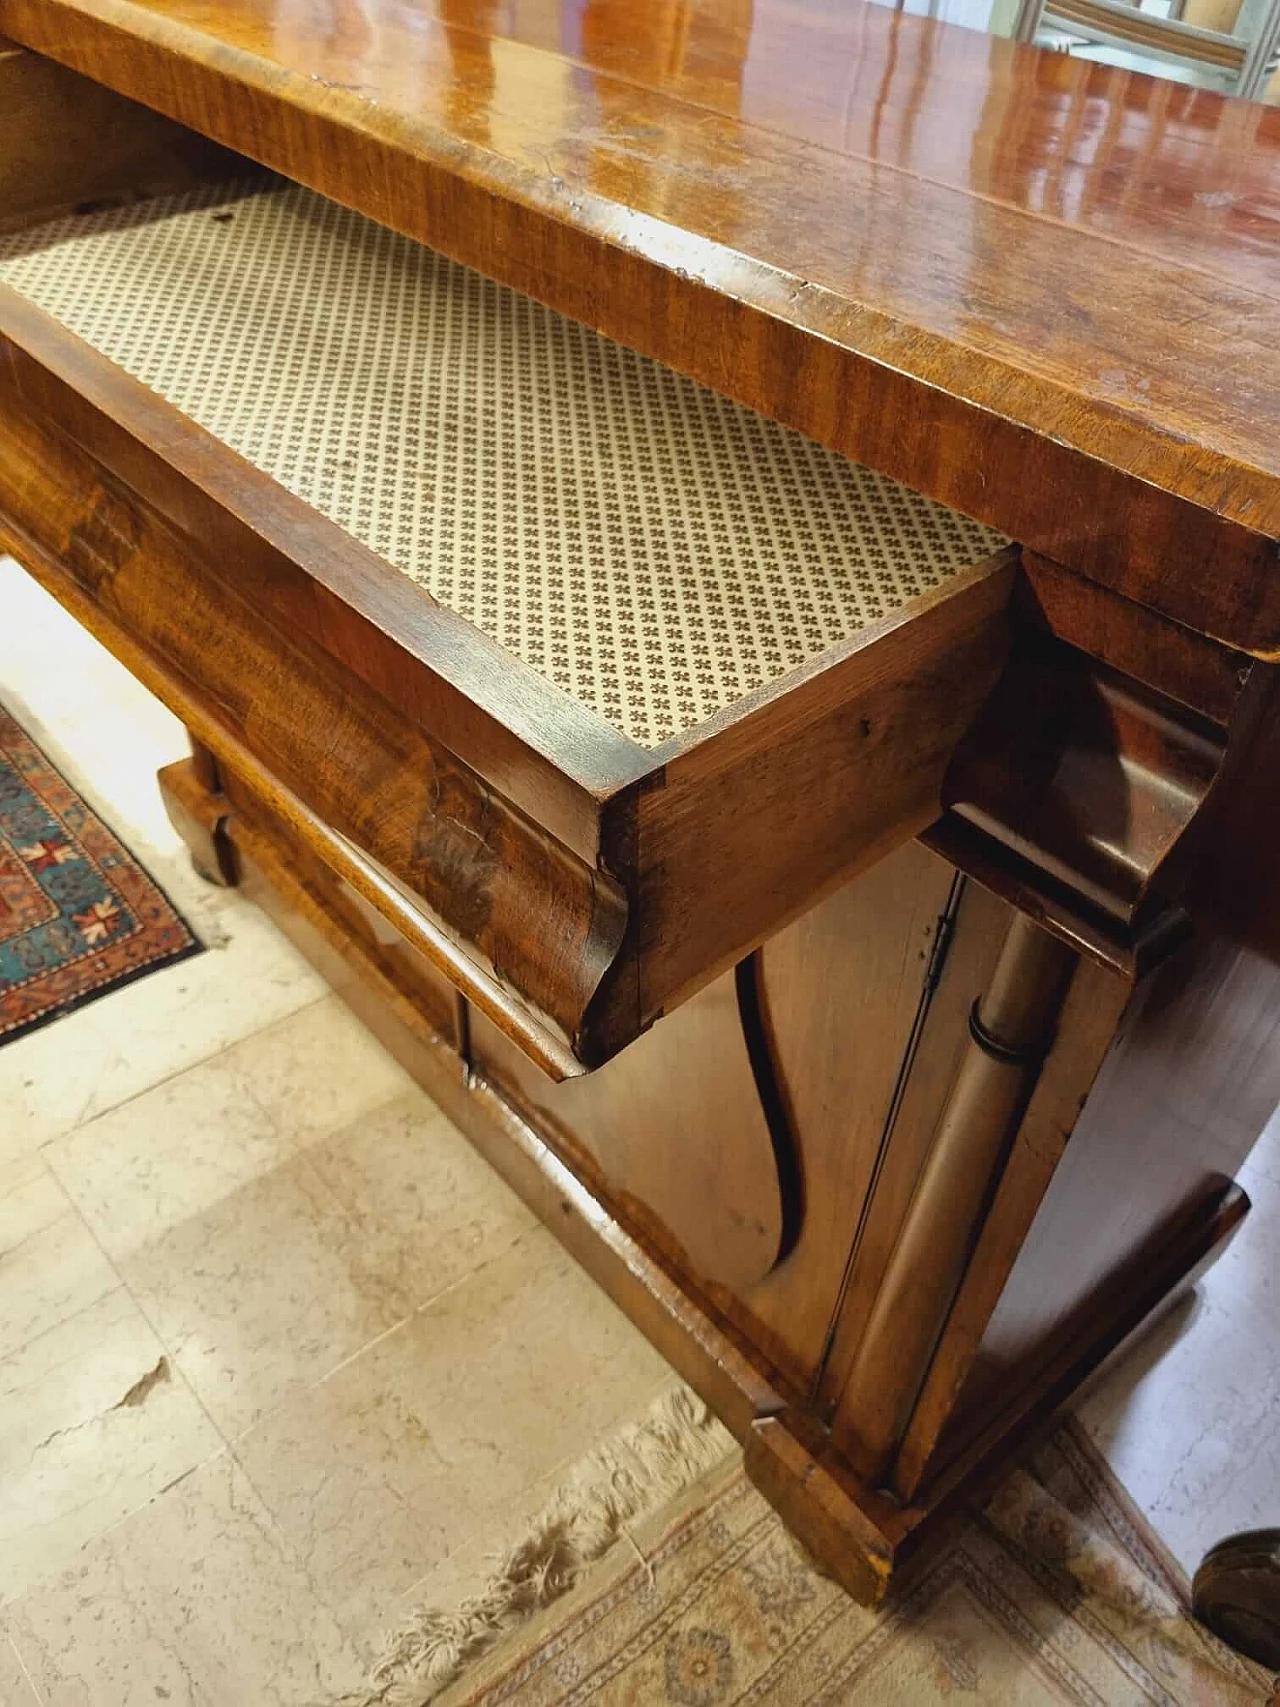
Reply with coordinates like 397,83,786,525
160,753,1248,1606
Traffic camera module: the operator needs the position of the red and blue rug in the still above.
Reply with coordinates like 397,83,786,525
0,703,201,1044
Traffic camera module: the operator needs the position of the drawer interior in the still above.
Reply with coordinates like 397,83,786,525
0,81,1015,1071
0,40,239,235
0,174,1005,750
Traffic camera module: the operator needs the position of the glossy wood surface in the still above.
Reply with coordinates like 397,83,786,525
837,909,1079,1485
943,634,1228,930
4,0,1280,650
0,387,631,1068
741,844,959,1392
470,984,791,1293
474,842,962,1393
941,927,1280,1463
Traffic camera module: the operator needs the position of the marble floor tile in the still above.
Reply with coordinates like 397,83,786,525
121,1089,536,1439
42,995,411,1260
0,565,330,1167
5,1454,367,1707
0,1638,41,1706
304,1090,539,1308
121,1152,404,1441
0,1154,115,1364
40,1033,294,1260
209,994,415,1153
235,1228,674,1649
1079,1114,1280,1574
0,1287,221,1603
0,864,329,1167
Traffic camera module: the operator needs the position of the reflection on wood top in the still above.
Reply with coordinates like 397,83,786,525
3,0,1279,647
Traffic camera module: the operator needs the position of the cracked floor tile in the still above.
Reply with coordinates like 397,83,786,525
234,1227,673,1652
5,1454,366,1706
119,1088,537,1439
0,1288,221,1603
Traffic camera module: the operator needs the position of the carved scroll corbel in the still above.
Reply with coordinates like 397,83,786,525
923,628,1231,975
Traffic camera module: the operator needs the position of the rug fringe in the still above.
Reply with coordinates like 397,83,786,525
353,1383,735,1707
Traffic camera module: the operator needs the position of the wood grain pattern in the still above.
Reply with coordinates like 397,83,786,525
882,946,1129,1499
1018,554,1250,728
943,631,1228,932
3,1,1279,649
888,1180,1250,1542
736,844,961,1392
836,911,1079,1485
1192,666,1280,965
816,876,1012,1420
469,986,790,1293
929,927,1280,1488
0,38,239,234
6,0,1280,1606
156,750,236,886
925,609,1275,979
610,561,1015,1044
475,844,962,1390
743,1415,900,1607
0,398,629,1067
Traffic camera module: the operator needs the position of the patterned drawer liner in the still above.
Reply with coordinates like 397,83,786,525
0,181,1005,747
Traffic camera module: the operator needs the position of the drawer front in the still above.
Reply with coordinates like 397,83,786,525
0,119,1016,1073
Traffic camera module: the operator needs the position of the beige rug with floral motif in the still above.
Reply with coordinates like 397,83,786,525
422,1410,1276,1707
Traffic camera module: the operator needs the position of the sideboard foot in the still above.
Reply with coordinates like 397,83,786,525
158,742,238,887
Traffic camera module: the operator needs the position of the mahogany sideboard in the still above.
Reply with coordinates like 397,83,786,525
3,0,1280,1605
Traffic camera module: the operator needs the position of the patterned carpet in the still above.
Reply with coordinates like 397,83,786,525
439,1417,1277,1706
0,703,200,1043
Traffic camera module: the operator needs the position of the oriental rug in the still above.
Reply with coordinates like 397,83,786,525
370,1392,1277,1707
0,703,200,1044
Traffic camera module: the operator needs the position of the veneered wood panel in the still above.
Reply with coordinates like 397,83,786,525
469,981,788,1293
1018,554,1249,728
3,0,1279,646
936,930,1280,1466
735,843,960,1391
817,876,1011,1420
1193,668,1280,966
0,397,626,1064
623,565,1014,1037
476,844,967,1392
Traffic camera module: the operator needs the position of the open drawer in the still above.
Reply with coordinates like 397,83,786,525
0,56,1014,1074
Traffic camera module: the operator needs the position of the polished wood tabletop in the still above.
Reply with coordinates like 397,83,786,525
4,0,1279,647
